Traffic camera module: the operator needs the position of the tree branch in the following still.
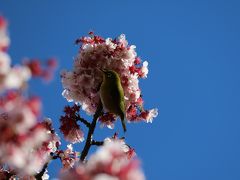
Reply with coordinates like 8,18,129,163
92,140,104,146
34,154,60,180
34,162,48,180
76,114,91,128
80,102,103,162
4,171,16,179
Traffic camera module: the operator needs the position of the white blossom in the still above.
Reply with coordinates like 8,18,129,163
146,108,158,123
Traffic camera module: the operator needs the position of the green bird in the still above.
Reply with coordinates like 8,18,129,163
100,69,126,132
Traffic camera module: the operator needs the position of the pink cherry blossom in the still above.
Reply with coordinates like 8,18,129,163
60,141,145,180
41,118,61,153
58,144,80,170
23,57,57,81
98,113,116,129
0,17,31,92
0,15,157,180
0,16,10,51
61,32,158,127
0,17,57,92
0,94,53,175
0,52,10,74
60,105,85,144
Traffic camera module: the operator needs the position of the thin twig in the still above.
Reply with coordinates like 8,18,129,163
92,140,104,146
34,163,48,180
5,171,16,179
80,102,103,162
76,114,91,128
34,154,60,180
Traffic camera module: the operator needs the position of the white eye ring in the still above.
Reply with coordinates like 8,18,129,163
107,73,112,77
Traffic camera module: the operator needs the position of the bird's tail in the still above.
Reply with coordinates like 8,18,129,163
120,113,127,132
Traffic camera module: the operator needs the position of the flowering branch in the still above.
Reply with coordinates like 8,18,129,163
80,102,103,162
0,21,157,179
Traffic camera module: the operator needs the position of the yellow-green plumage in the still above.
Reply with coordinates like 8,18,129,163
100,69,126,132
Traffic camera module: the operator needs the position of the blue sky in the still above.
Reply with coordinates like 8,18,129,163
1,0,240,179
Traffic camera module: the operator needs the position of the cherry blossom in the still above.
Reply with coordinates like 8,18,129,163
0,14,156,179
0,94,50,175
60,105,85,143
0,51,10,74
98,113,116,129
57,144,80,170
61,32,158,127
60,141,145,180
0,17,57,93
104,134,136,160
0,16,10,51
23,57,57,81
41,118,61,154
0,53,31,92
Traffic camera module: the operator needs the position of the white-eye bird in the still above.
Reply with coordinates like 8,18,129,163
100,69,126,132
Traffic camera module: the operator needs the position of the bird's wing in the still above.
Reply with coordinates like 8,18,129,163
109,84,125,115
109,83,124,103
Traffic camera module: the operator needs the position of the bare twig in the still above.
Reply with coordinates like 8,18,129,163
34,163,48,180
80,102,103,162
76,114,91,128
92,140,104,146
34,154,60,180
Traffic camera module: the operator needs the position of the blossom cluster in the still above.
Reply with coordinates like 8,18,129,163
60,140,145,180
0,15,154,180
0,95,61,179
57,144,80,170
0,16,57,93
0,16,60,178
0,16,31,92
104,133,136,159
61,32,158,129
0,92,48,175
0,16,9,51
41,118,61,154
23,57,57,81
60,104,85,143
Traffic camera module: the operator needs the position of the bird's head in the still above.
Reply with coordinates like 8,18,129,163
100,69,121,83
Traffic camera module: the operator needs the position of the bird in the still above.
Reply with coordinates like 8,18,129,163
99,69,126,132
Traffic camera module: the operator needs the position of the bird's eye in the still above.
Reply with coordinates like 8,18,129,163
107,73,112,78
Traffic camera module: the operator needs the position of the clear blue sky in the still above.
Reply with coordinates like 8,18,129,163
1,0,240,179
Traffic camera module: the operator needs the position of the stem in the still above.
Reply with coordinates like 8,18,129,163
34,155,59,180
5,171,15,179
34,163,48,180
80,103,103,162
76,114,91,128
92,140,104,146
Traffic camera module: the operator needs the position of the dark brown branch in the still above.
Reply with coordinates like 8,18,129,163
76,114,91,128
34,162,48,180
92,140,104,146
34,154,60,180
80,102,103,162
4,171,16,179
